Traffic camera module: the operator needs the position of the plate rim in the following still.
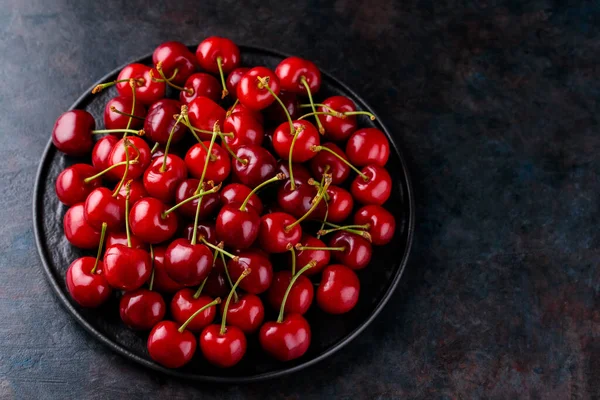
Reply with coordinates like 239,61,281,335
32,44,415,383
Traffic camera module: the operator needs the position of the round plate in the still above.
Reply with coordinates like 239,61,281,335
33,45,415,382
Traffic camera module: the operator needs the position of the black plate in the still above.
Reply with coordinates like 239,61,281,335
33,45,415,382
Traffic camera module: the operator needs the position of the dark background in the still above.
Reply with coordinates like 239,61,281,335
1,0,599,398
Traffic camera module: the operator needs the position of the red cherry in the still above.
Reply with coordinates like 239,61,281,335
354,205,396,245
219,294,264,334
116,63,166,105
309,142,350,185
267,271,313,315
170,290,217,332
203,257,228,298
103,244,152,290
147,321,196,368
216,203,260,249
119,289,166,330
92,135,119,171
346,128,390,167
196,37,240,75
104,96,146,130
83,187,125,231
66,257,112,307
153,41,197,85
275,57,321,95
144,99,187,145
52,110,95,156
106,137,152,181
63,203,101,249
326,185,354,223
164,238,213,286
237,67,280,111
187,96,226,140
276,179,323,219
182,222,218,245
219,183,263,214
114,179,147,205
150,246,184,293
264,91,300,124
225,67,249,100
316,264,360,314
223,111,264,151
328,231,372,270
228,102,264,125
180,72,221,104
259,314,311,361
231,144,277,187
106,231,147,250
272,120,320,163
276,160,312,183
129,197,178,244
258,212,302,253
319,96,357,140
56,164,101,206
227,250,273,294
185,141,230,183
200,324,247,368
175,179,221,219
293,234,330,276
143,155,188,203
350,165,392,205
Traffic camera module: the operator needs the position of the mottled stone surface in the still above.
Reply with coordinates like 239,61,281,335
1,0,599,398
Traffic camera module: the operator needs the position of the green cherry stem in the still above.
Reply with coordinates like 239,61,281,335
161,107,186,172
200,239,239,262
324,222,370,230
150,68,178,83
257,76,294,135
294,244,345,252
192,278,207,299
155,62,191,94
287,243,296,276
285,174,332,232
125,79,137,131
220,269,250,335
299,103,376,120
277,261,316,323
112,141,132,197
91,222,108,274
297,111,343,120
178,298,222,333
311,145,368,181
287,124,305,191
343,111,376,120
300,76,324,134
91,129,144,136
226,99,239,117
148,244,155,291
92,78,143,94
239,173,285,211
150,142,160,154
317,225,372,242
220,251,238,303
218,131,247,165
110,106,145,121
83,160,139,184
216,57,229,99
124,182,132,248
161,184,221,218
316,200,329,240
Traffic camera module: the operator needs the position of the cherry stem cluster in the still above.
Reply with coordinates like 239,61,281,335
300,77,324,134
285,174,332,232
220,269,250,335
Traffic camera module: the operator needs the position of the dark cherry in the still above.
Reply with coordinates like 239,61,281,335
92,135,119,171
66,257,111,307
147,320,196,368
150,245,184,293
175,179,221,219
276,160,312,183
225,67,249,100
56,164,101,206
199,324,247,368
227,250,273,294
203,256,228,298
144,99,187,145
346,128,390,167
259,314,311,361
83,187,125,231
354,205,396,246
185,141,230,183
106,136,152,181
116,63,166,105
258,212,302,253
115,179,147,205
317,264,360,314
236,66,280,111
170,289,217,332
129,197,178,244
351,165,392,205
104,96,146,130
219,183,263,214
219,294,264,334
264,91,300,124
309,142,350,185
267,271,314,315
180,72,221,104
231,144,277,187
216,203,260,249
276,179,323,219
51,110,95,156
320,96,357,141
223,111,264,151
328,231,372,270
103,244,152,290
143,154,188,203
153,41,197,85
272,120,320,163
294,234,330,276
63,203,101,249
275,56,321,94
106,231,147,250
120,289,166,330
196,37,240,75
164,238,213,286
182,222,218,245
187,96,226,140
326,185,354,223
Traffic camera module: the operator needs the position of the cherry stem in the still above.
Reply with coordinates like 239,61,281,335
239,173,285,211
343,111,376,120
288,244,296,276
220,269,249,335
155,62,191,94
299,103,333,110
180,115,218,160
91,129,144,136
317,199,329,240
218,131,247,165
277,261,316,323
91,222,107,274
317,225,372,242
148,245,155,291
151,68,178,83
216,57,229,99
295,245,345,252
113,140,132,197
178,298,221,333
257,76,294,135
83,160,139,184
161,107,186,172
180,117,234,138
226,99,239,117
201,239,239,261
220,251,238,303
92,78,143,94
288,124,305,191
285,174,332,232
324,222,370,230
110,106,145,121
311,145,368,181
299,104,376,120
161,184,220,217
192,278,207,299
298,111,343,120
126,79,137,131
124,182,132,247
150,142,160,154
300,77,324,134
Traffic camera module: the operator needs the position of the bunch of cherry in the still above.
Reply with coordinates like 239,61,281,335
52,37,396,369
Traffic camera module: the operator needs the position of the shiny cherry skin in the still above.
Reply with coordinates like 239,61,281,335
231,144,277,187
164,239,213,286
267,271,314,315
216,203,260,249
237,67,280,111
354,205,396,245
228,102,264,125
259,314,311,361
182,222,218,245
153,41,197,85
196,37,240,74
351,165,392,205
144,99,187,145
203,257,228,298
275,56,321,94
180,73,221,104
220,294,264,334
103,244,152,290
272,120,320,163
317,264,360,314
228,250,273,294
120,289,166,330
106,136,152,181
129,197,178,244
143,154,188,203
52,110,95,156
106,231,147,250
150,246,184,293
276,160,312,183
115,179,147,205
185,141,230,183
309,142,350,185
147,321,196,368
326,185,354,223
276,179,323,219
225,67,248,100
223,111,264,151
294,234,330,276
66,257,112,307
346,128,390,167
116,63,166,105
264,91,300,124
200,324,247,368
170,290,217,332
63,203,101,249
187,96,226,140
56,164,101,206
104,96,146,130
219,183,263,214
328,231,372,270
83,187,125,231
175,179,221,219
320,96,358,141
92,135,119,172
258,212,302,253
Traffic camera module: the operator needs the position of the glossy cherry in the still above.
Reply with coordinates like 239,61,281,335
225,67,248,100
236,67,280,111
83,187,125,231
170,289,217,332
153,41,197,85
223,111,264,150
272,120,320,163
129,197,178,244
228,102,264,125
276,160,312,183
227,250,273,294
258,212,302,253
92,135,119,171
219,294,264,334
275,56,321,95
164,238,213,286
180,73,221,104
320,96,358,140
143,154,188,203
216,203,260,249
309,142,350,185
185,141,230,183
326,185,354,223
150,245,184,293
267,271,313,315
63,203,101,249
196,37,240,94
354,205,396,245
293,234,331,276
120,289,166,330
144,99,187,145
187,96,226,140
56,164,101,206
106,231,147,250
66,257,112,307
346,128,390,167
203,256,228,298
106,136,152,181
316,264,360,314
52,110,95,156
259,313,311,362
116,63,166,105
103,244,152,290
175,179,221,219
265,91,300,124
219,183,263,214
231,144,277,187
115,179,147,205
351,165,392,205
147,320,195,368
276,179,323,219
104,96,146,130
328,231,372,270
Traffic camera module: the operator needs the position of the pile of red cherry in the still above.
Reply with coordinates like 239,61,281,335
52,37,395,369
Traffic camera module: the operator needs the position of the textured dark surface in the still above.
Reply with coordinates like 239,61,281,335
1,0,599,398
